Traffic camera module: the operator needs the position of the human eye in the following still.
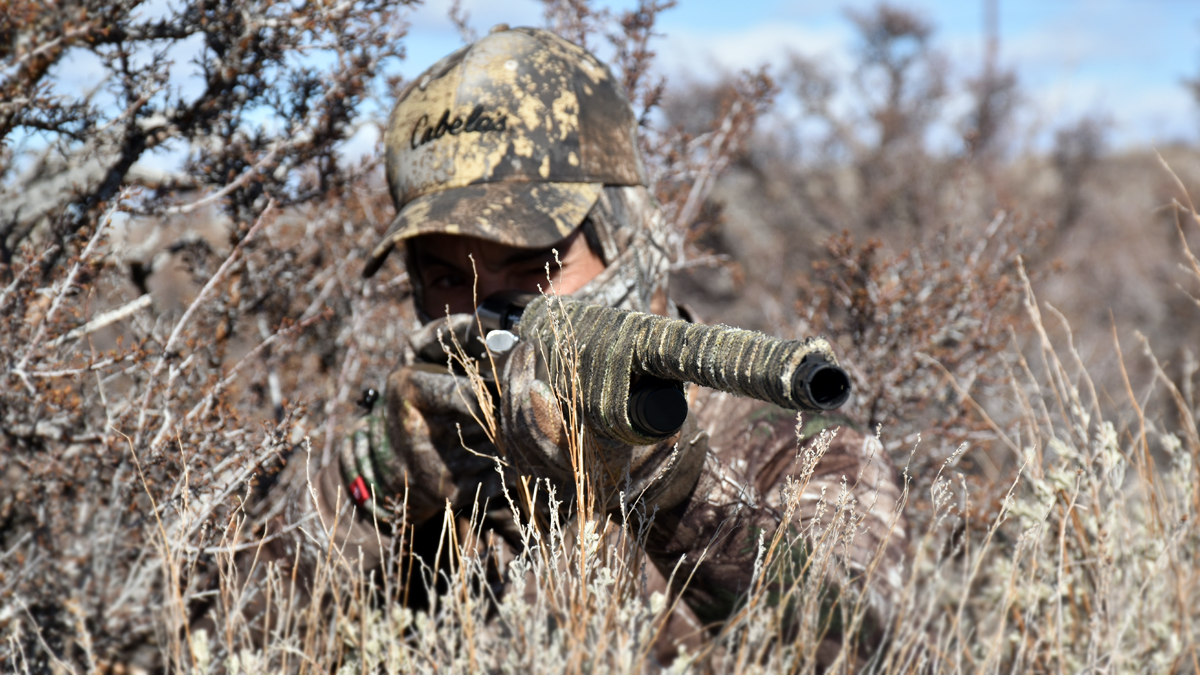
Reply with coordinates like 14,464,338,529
429,272,466,289
420,261,466,289
517,261,558,283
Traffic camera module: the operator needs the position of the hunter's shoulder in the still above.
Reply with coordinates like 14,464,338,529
690,387,797,462
691,387,859,445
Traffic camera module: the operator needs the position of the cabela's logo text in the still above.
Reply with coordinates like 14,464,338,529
411,105,507,149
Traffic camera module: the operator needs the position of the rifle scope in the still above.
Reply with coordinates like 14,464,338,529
477,291,851,444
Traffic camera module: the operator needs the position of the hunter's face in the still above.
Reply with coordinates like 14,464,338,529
409,227,606,318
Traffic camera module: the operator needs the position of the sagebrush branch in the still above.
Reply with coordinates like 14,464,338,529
48,294,153,348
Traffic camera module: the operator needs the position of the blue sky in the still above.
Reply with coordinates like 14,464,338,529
34,0,1200,173
399,0,1200,151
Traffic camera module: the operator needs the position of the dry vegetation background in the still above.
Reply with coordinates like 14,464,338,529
2,0,1200,672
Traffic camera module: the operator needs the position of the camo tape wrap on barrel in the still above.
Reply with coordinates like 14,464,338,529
516,295,843,446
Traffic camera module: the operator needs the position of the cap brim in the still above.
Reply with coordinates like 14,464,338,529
362,181,603,278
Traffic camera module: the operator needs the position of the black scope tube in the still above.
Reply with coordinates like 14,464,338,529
477,290,534,333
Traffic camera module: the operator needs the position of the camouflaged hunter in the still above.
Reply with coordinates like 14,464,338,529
313,25,909,656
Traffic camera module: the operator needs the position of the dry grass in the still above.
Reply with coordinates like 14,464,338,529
4,176,1200,672
4,1,1200,672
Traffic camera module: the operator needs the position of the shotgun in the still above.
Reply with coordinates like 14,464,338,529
476,292,851,446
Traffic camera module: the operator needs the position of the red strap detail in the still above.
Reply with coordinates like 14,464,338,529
349,476,370,506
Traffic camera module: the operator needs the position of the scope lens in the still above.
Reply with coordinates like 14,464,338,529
628,381,688,438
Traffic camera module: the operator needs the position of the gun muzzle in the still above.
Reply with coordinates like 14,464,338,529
793,354,852,411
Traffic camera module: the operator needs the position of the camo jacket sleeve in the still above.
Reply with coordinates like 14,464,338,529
639,387,909,644
498,332,909,641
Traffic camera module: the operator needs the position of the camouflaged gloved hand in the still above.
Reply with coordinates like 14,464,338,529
333,300,711,526
498,334,710,516
331,307,711,540
335,315,505,527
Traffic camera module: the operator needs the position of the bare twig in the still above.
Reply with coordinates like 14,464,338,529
48,293,153,348
163,146,281,216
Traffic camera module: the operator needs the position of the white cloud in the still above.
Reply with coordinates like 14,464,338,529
394,0,544,79
406,0,543,33
1004,27,1112,71
656,22,852,81
338,124,383,165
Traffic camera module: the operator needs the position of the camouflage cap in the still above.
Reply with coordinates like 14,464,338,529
363,26,647,278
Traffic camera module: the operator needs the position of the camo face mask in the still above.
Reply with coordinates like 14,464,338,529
570,185,675,316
